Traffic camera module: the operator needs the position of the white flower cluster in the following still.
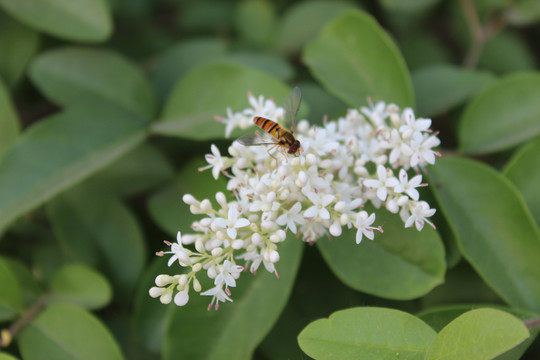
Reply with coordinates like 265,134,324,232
150,92,440,310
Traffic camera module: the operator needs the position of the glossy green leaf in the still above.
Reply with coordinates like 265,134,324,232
0,77,19,158
86,143,174,197
0,104,147,233
298,307,437,360
317,208,445,299
151,39,228,103
179,1,234,32
303,10,414,108
428,157,540,312
163,235,303,360
298,81,347,124
459,72,540,154
425,308,529,360
0,257,22,321
479,32,535,75
413,65,495,117
504,137,540,226
419,305,539,360
147,158,228,236
235,0,275,47
47,185,146,295
0,0,112,42
0,15,40,87
153,62,291,140
19,304,124,360
50,263,112,310
277,0,358,53
418,304,538,333
30,47,156,118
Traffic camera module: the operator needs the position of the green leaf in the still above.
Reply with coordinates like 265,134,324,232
425,308,529,360
459,72,540,154
397,32,451,71
147,157,228,236
19,304,124,360
0,257,22,321
163,235,303,360
303,10,414,108
50,263,112,310
86,143,174,198
0,353,19,360
478,32,536,75
413,65,496,117
0,104,147,233
0,0,112,42
428,157,540,312
419,305,538,360
47,185,146,295
2,258,42,307
317,208,445,299
298,307,437,360
504,138,540,226
153,62,292,140
30,47,156,118
0,77,19,158
235,0,275,47
151,39,228,103
298,81,347,124
0,15,40,87
220,52,294,82
277,1,358,54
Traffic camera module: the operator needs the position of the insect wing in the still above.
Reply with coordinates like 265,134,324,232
283,86,302,133
236,131,276,146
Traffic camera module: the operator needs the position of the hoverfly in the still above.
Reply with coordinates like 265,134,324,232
237,86,302,157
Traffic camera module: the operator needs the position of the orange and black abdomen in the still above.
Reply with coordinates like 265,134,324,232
254,116,281,139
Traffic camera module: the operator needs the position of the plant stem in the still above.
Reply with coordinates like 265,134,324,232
0,294,49,348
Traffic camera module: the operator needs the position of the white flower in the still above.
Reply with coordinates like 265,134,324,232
355,211,377,244
174,288,189,306
164,232,192,267
214,260,243,288
410,135,441,167
200,144,226,179
214,205,250,239
405,201,436,231
201,283,233,311
363,165,399,201
303,192,335,220
394,169,423,201
276,202,306,234
399,108,432,142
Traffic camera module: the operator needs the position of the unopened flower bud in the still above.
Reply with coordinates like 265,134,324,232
160,290,172,304
183,194,198,205
200,199,212,212
149,286,166,298
216,192,227,208
193,278,202,292
269,250,280,263
155,274,174,287
192,263,202,272
329,221,342,237
232,239,244,249
211,248,223,257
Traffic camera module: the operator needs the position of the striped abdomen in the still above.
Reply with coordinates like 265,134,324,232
254,116,283,139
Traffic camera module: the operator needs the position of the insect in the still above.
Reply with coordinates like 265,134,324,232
237,86,302,157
